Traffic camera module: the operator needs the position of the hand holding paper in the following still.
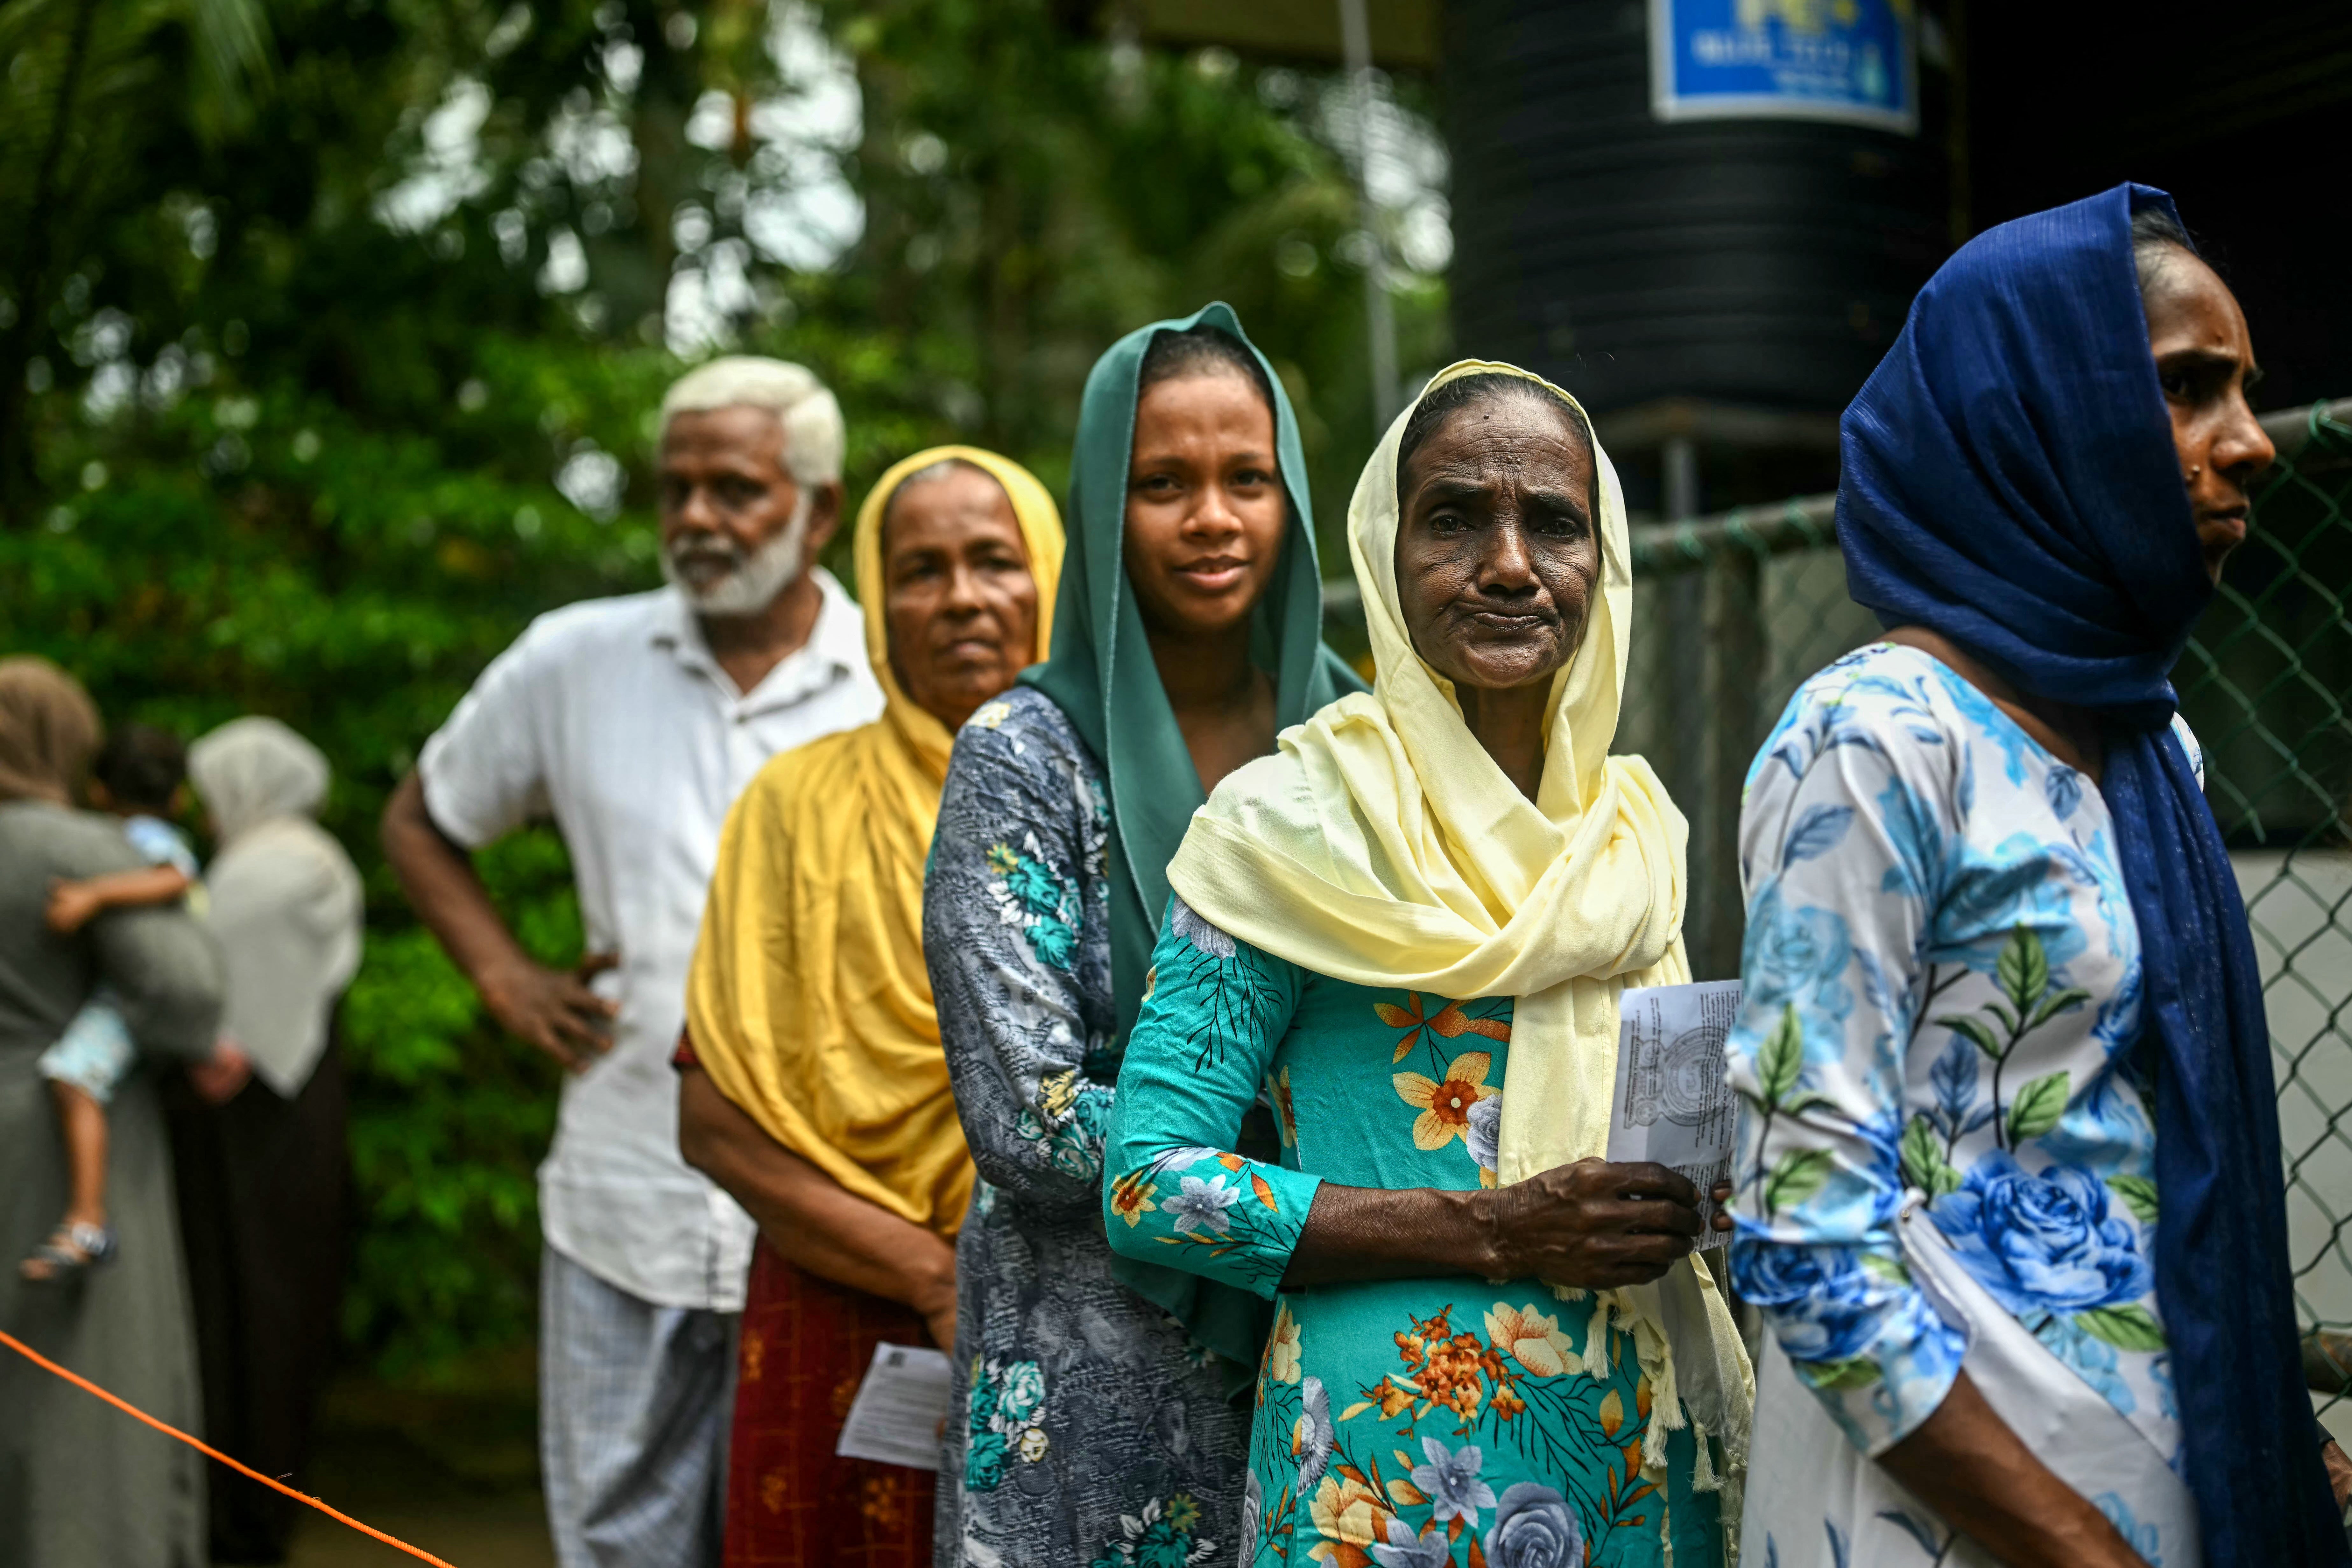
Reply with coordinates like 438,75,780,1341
1605,980,1743,1247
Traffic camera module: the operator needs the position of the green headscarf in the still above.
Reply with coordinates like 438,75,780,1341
1021,301,1361,1395
1021,301,1363,1046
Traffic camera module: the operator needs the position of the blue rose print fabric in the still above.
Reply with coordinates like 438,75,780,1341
1727,643,2192,1563
1107,898,1726,1567
925,687,1245,1568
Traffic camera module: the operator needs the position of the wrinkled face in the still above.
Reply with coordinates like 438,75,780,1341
1122,371,1287,642
882,466,1040,733
2142,248,2274,583
657,406,839,612
1394,390,1600,693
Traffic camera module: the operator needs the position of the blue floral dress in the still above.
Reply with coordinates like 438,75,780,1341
925,686,1245,1568
1726,642,2198,1567
1106,899,1727,1568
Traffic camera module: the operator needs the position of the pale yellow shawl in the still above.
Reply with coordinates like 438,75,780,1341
685,447,1064,1238
1166,361,1750,1483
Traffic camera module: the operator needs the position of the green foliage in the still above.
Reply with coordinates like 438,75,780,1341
1,0,1448,1374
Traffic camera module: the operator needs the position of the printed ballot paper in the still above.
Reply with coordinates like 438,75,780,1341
835,1341,954,1470
1606,980,1743,1246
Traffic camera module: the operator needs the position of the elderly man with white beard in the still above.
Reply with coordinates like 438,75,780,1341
382,357,880,1568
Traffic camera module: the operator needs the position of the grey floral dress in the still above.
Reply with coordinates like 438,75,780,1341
925,685,1244,1568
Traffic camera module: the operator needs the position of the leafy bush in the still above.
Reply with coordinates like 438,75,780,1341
1,0,1447,1375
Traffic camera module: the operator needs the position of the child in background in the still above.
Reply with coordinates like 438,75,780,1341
20,724,203,1283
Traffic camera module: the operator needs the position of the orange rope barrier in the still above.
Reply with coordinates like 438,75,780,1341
0,1327,460,1568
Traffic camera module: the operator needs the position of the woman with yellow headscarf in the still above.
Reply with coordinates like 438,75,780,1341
676,447,1062,1568
1103,365,1753,1567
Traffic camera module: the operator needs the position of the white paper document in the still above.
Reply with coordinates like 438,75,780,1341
835,1341,954,1470
1606,980,1743,1246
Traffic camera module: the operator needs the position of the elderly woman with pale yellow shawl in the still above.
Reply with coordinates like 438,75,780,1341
1103,364,1753,1567
676,447,1061,1567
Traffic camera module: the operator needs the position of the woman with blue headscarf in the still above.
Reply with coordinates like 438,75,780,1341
1724,185,2351,1566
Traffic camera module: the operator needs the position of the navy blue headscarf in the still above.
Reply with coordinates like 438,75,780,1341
1838,184,2345,1563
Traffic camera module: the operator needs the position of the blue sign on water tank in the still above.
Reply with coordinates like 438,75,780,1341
1649,0,1917,133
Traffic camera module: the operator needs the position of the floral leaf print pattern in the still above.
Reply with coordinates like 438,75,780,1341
1876,1508,1960,1564
1930,1151,2159,1353
985,833,1084,971
1087,1494,1217,1568
1752,647,1946,786
1464,1097,1501,1188
1375,991,1511,1065
1481,1304,1579,1380
964,1357,1051,1492
2093,1492,2164,1566
1381,993,1511,1187
1264,1302,1304,1387
1235,1289,1664,1565
1725,643,2180,1529
1164,894,1291,1073
1294,1375,1337,1490
1781,803,1856,868
1108,1167,1159,1228
1410,1438,1498,1525
1269,1064,1302,1148
1928,925,2085,1153
2045,765,2083,822
1394,1050,1499,1154
1734,1004,1841,1219
1012,1074,1113,1185
1122,1143,1303,1296
1164,1173,1241,1236
2105,1174,2159,1226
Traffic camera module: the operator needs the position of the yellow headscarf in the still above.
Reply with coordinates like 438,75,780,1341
685,447,1064,1238
1165,361,1749,1486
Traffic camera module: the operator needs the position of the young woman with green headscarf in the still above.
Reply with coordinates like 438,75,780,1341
923,304,1361,1566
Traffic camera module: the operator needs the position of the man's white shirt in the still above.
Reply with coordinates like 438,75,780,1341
419,571,881,1311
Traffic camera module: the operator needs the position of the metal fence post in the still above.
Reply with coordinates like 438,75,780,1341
1703,539,1764,979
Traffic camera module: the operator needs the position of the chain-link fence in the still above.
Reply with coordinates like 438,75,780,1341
1612,396,2352,1445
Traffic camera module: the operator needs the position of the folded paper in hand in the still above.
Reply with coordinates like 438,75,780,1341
835,1342,953,1470
1606,980,1743,1246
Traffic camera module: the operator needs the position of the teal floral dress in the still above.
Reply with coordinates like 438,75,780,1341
925,687,1244,1568
1106,900,1726,1568
1726,643,2199,1566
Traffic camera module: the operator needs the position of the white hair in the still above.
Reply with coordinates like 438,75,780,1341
659,356,844,486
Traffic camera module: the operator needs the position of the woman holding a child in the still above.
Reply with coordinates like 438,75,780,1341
0,656,228,1568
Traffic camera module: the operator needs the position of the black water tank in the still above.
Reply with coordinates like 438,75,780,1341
1443,0,1952,417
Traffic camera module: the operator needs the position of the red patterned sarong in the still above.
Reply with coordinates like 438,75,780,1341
723,1239,938,1566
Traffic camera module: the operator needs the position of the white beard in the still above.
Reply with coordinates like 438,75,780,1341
660,492,811,616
